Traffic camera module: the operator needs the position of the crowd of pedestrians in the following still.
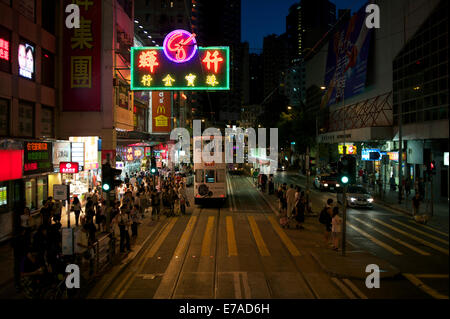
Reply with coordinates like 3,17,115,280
10,166,191,298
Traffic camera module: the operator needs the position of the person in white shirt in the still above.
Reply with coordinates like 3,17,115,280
331,207,342,251
20,207,33,233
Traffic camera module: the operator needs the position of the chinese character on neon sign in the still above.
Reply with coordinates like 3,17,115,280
163,29,198,63
0,38,10,61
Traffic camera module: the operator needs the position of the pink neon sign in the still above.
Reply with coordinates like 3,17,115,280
163,29,198,63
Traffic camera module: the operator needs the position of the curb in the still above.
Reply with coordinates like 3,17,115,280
88,216,168,298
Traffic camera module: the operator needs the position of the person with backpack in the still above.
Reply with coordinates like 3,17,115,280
319,199,334,246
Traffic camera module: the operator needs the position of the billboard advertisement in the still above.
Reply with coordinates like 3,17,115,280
322,4,373,107
23,141,53,175
151,91,171,133
63,0,102,111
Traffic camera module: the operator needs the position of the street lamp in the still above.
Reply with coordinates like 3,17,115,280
287,106,292,111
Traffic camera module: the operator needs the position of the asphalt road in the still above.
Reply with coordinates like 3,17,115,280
92,173,449,299
272,171,449,299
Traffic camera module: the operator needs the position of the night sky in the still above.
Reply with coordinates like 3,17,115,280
242,0,367,53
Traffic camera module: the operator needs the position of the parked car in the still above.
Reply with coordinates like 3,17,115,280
337,185,374,208
313,174,341,191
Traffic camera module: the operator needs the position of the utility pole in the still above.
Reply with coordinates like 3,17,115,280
341,145,347,257
306,145,310,213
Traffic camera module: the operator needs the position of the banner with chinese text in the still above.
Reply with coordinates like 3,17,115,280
151,91,171,133
63,0,102,111
131,47,230,90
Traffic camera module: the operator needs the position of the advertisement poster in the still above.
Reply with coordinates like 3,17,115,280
18,41,34,79
52,141,71,169
151,91,171,133
63,0,101,111
70,137,98,170
23,141,53,175
62,227,73,255
322,4,373,107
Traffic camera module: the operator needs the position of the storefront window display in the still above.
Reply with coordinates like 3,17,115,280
25,177,48,210
25,179,36,210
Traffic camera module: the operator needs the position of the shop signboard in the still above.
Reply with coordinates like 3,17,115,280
387,152,398,162
63,0,102,112
338,143,357,155
53,184,69,201
116,161,124,169
23,141,52,175
151,91,171,133
444,152,449,166
69,137,99,170
61,227,73,255
53,141,71,170
0,149,23,182
71,142,84,169
59,162,79,174
145,147,151,157
133,147,144,160
131,30,229,91
361,148,381,161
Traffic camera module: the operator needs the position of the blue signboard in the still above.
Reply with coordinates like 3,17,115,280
322,3,374,107
361,148,381,161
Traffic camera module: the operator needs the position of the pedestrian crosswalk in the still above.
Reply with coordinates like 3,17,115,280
348,215,449,256
140,213,449,261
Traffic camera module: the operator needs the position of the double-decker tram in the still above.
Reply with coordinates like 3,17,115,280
193,136,227,205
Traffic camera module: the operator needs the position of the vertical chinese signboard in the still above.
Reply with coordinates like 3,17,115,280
23,141,53,175
152,91,171,133
63,0,102,111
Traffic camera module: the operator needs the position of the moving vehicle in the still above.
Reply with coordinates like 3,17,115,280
337,185,374,208
193,137,227,205
227,163,244,175
313,174,341,191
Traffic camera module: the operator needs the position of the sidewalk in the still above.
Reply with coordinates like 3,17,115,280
249,176,400,280
375,190,449,234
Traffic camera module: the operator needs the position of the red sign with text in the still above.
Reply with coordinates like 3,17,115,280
0,150,23,182
63,0,101,111
60,162,79,174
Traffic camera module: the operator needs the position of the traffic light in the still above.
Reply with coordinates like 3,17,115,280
102,163,112,192
111,167,123,189
102,163,122,192
338,155,356,185
428,160,436,175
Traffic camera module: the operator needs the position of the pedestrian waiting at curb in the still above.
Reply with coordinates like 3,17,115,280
331,207,342,251
319,199,333,246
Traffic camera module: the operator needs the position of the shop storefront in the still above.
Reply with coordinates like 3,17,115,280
69,137,100,197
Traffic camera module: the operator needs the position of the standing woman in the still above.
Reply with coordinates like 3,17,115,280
71,196,82,227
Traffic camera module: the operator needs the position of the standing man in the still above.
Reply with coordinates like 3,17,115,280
412,192,421,216
118,208,131,253
286,184,296,219
151,188,161,221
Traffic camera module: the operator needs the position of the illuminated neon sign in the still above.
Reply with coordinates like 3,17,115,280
0,38,9,61
163,29,198,63
131,46,229,91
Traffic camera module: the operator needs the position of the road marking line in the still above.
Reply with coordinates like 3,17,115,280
408,220,449,237
390,219,449,245
226,216,238,256
371,218,448,255
342,278,368,299
248,216,270,256
331,277,357,299
147,217,178,258
267,215,301,256
347,222,402,255
414,274,449,279
153,216,199,299
403,273,449,299
226,174,233,211
115,218,175,299
227,174,237,211
233,273,242,299
352,216,430,255
201,216,215,256
241,272,252,299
